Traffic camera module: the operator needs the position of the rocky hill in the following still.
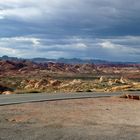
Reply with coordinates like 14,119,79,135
0,59,139,75
0,60,97,74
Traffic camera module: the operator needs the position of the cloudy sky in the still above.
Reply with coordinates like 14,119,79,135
0,0,140,61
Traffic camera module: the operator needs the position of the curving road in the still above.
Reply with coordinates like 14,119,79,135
0,91,140,106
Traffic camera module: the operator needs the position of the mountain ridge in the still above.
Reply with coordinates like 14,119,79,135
0,55,139,64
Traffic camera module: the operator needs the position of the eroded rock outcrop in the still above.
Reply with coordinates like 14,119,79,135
22,78,61,90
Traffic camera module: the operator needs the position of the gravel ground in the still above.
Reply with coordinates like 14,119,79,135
0,97,140,140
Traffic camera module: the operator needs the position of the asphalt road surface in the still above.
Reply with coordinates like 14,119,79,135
0,91,140,106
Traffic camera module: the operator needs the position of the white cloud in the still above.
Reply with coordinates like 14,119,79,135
0,36,41,57
98,39,140,57
0,47,19,56
0,7,43,21
0,34,140,61
0,36,88,58
0,36,41,46
99,41,116,49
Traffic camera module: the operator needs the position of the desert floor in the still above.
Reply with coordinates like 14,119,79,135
0,97,140,140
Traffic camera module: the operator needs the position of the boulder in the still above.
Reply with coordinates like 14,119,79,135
99,76,108,83
120,77,128,84
2,91,13,95
70,79,82,85
49,80,61,86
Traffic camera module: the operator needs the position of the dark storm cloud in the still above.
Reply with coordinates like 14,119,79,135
0,0,140,61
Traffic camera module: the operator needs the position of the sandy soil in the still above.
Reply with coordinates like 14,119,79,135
0,97,140,140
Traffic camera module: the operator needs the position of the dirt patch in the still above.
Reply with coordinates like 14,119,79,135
0,97,140,140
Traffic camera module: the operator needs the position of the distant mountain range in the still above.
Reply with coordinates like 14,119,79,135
0,55,139,64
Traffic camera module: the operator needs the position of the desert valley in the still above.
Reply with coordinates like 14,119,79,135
0,56,140,95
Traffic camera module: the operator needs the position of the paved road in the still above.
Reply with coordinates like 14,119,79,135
0,91,140,106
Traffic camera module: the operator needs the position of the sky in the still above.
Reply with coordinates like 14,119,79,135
0,0,140,62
